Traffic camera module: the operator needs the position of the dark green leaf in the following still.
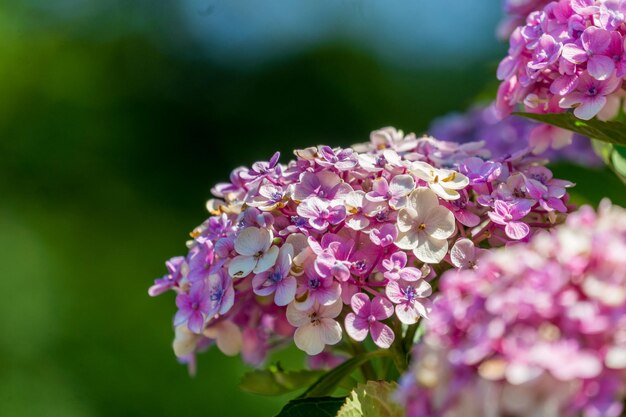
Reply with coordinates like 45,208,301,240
514,112,626,146
274,396,346,417
301,350,390,399
240,365,325,396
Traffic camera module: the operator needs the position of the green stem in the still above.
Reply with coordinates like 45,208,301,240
403,322,419,353
348,339,378,380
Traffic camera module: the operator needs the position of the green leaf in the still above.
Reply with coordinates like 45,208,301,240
514,112,626,146
611,146,626,180
274,397,346,417
337,381,403,417
301,350,391,399
239,365,325,396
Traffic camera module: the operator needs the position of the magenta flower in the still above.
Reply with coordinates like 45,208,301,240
240,152,282,182
562,27,614,80
366,175,415,209
252,243,297,306
529,34,562,71
381,251,422,282
560,71,622,119
149,256,185,296
488,199,533,240
206,269,235,318
174,282,210,334
369,223,398,247
345,293,395,349
317,146,358,171
385,279,432,324
296,197,346,231
293,263,341,311
292,171,352,202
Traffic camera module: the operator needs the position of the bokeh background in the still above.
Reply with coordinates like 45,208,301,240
2,1,625,416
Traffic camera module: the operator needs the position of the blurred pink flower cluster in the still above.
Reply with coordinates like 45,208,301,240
496,0,626,121
398,200,626,417
149,128,572,371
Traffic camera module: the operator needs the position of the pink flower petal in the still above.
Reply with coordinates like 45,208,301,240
370,295,394,320
345,313,369,342
370,321,395,349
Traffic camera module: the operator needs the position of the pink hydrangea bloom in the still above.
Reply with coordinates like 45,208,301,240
150,128,573,368
496,0,626,121
398,201,626,417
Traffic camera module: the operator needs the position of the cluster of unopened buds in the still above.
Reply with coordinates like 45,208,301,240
149,127,574,370
496,0,626,121
398,201,626,417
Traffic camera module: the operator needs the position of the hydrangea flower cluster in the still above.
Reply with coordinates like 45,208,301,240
499,0,551,39
149,128,573,369
430,104,602,162
496,0,626,121
398,200,626,417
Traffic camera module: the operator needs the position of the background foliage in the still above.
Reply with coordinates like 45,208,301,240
2,1,625,416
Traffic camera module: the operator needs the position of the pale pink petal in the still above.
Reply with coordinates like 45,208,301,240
395,303,420,325
413,279,433,297
319,318,343,346
294,324,326,355
562,43,587,64
389,174,415,196
385,280,405,304
319,299,344,319
574,95,607,120
252,272,274,296
398,267,422,282
371,177,390,197
350,293,371,317
274,276,297,306
505,221,530,240
550,74,579,95
370,295,394,320
370,321,395,349
451,238,476,269
345,313,369,341
286,302,311,327
588,55,615,81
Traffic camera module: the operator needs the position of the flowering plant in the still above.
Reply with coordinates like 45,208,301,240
398,200,626,417
150,127,573,415
147,1,626,416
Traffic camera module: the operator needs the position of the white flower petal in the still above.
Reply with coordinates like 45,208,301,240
319,318,343,345
413,236,448,264
294,324,326,355
319,299,344,319
286,302,311,327
397,207,417,232
234,227,266,256
430,182,460,201
253,245,279,273
411,187,441,213
228,255,256,278
395,229,420,250
424,206,456,239
389,174,415,196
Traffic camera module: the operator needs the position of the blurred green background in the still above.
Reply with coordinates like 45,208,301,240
2,1,625,416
